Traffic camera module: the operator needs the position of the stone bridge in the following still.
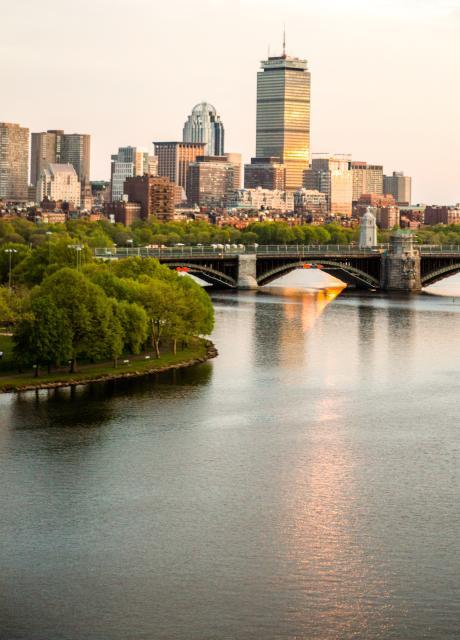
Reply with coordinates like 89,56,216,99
95,234,460,293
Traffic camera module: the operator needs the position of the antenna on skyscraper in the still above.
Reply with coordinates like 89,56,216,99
282,24,286,57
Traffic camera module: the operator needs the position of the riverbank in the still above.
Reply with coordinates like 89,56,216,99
0,339,218,394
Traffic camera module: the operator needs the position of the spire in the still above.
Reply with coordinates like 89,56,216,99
282,25,286,58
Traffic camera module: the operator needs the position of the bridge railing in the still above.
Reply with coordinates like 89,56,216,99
93,244,460,259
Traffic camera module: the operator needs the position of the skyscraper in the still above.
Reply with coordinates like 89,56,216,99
0,122,29,201
153,142,206,199
110,146,150,202
304,155,353,216
383,171,412,206
30,130,90,185
351,161,383,201
183,103,224,156
256,44,311,190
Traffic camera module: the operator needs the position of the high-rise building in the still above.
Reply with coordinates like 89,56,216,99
0,122,29,201
303,155,353,216
186,156,236,208
37,163,81,207
256,47,311,190
30,130,90,198
383,171,412,206
123,175,175,221
223,153,242,190
110,146,150,202
183,103,225,156
351,161,383,201
244,157,286,191
153,142,206,198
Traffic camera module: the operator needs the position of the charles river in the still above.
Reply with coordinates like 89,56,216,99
1,271,459,640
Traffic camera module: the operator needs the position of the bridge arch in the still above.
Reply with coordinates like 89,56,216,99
257,260,381,289
421,262,460,287
164,262,237,288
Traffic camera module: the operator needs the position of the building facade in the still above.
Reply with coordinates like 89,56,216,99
123,175,175,221
186,157,236,208
0,122,29,201
110,146,151,202
154,142,206,198
256,52,311,190
244,157,286,191
424,206,460,225
293,189,328,217
183,103,224,156
383,171,412,206
37,163,81,207
351,161,383,201
303,155,353,216
228,188,294,213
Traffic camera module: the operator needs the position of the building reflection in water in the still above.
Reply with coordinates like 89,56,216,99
255,283,344,370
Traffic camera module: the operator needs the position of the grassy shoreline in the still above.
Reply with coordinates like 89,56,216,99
0,339,217,394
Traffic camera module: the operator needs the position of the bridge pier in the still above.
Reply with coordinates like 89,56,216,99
237,254,259,290
381,232,421,293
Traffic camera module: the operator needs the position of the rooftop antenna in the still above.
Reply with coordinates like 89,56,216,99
282,24,286,57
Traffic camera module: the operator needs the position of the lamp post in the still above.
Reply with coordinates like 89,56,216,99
46,231,52,262
4,249,18,290
67,244,83,270
127,238,133,255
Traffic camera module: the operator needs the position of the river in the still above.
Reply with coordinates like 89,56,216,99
1,273,459,639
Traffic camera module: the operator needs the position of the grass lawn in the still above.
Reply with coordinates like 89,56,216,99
0,339,211,392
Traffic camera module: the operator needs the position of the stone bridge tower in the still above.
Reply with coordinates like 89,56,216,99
381,231,421,292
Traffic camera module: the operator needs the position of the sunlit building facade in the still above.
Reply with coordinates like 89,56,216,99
303,155,353,217
256,53,311,190
0,122,29,201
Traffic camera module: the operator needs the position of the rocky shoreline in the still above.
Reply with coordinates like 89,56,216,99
1,342,218,394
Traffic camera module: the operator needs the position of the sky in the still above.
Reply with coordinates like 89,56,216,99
2,0,460,204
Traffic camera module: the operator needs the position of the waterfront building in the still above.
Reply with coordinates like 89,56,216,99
383,171,412,206
303,155,353,216
256,47,311,190
351,161,383,201
228,188,294,213
424,205,460,225
186,156,236,208
359,208,378,248
183,103,224,156
37,163,81,208
0,122,29,201
153,142,206,199
123,175,175,221
293,188,328,217
244,157,286,191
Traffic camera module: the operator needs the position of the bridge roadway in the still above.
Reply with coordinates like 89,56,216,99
94,243,460,292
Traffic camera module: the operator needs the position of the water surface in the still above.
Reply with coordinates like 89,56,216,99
1,273,459,639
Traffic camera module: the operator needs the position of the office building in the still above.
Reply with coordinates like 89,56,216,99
383,171,412,206
244,157,286,191
154,142,206,198
0,122,29,201
303,155,353,216
186,156,236,207
110,147,152,201
183,103,225,155
123,175,175,221
223,153,242,190
351,161,383,201
37,163,81,207
256,48,311,190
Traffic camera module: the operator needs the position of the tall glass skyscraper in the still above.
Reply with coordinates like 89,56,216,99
183,103,224,156
256,52,311,190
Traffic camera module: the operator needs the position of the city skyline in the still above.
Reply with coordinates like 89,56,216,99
2,0,460,203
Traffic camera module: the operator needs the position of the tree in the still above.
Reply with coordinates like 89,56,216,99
115,300,149,354
13,297,72,375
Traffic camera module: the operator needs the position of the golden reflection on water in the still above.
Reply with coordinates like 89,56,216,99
284,394,393,636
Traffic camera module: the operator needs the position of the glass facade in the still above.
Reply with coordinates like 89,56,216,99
256,56,310,190
183,103,225,156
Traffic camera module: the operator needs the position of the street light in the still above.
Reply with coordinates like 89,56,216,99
4,248,18,290
67,244,83,270
46,231,52,261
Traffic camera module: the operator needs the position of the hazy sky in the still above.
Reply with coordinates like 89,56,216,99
2,0,460,203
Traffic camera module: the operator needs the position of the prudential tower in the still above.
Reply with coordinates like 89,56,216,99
255,40,311,190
